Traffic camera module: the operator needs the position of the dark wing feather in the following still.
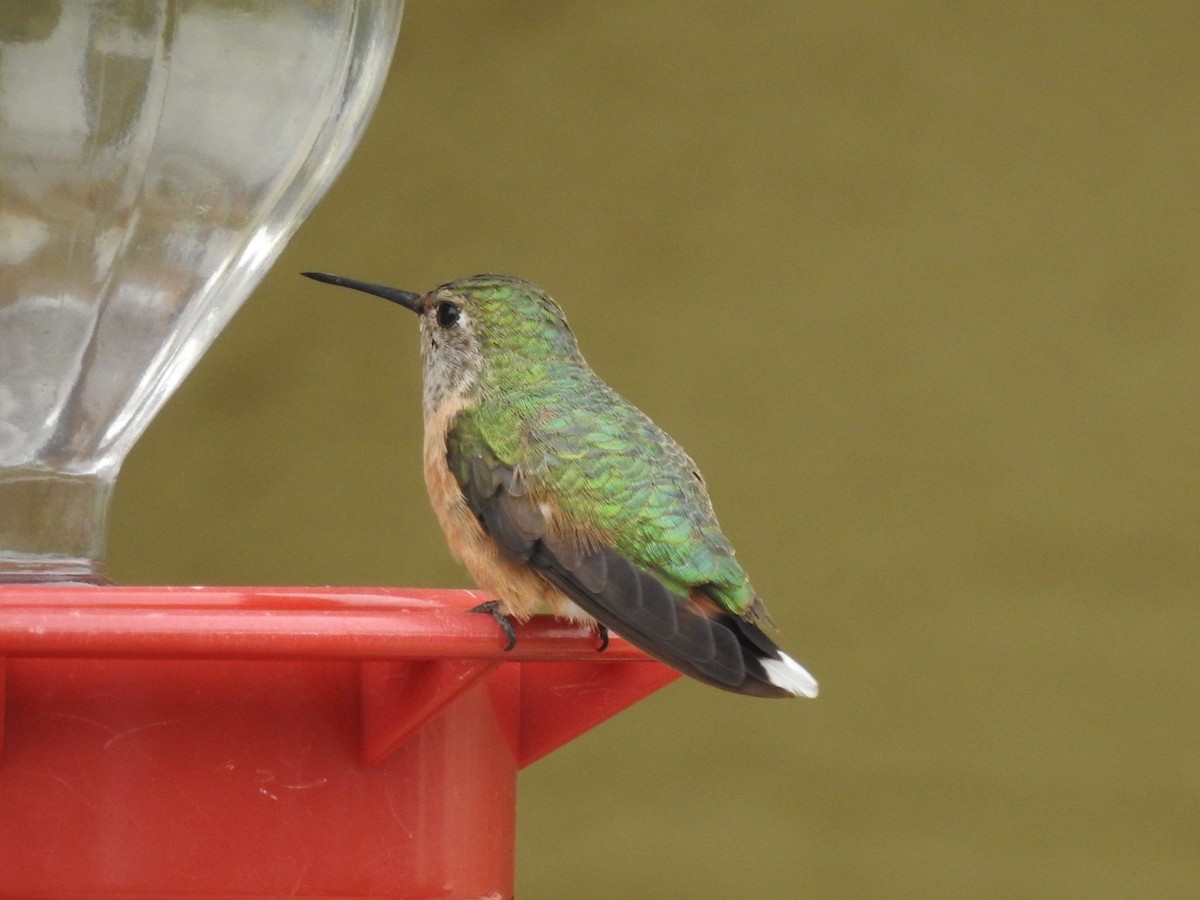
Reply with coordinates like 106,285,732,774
447,423,792,698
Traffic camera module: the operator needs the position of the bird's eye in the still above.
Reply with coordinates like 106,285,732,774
435,301,461,328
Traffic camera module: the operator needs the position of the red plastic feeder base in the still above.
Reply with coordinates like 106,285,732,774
0,587,678,898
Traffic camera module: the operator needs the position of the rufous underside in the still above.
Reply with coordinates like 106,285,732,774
423,396,595,623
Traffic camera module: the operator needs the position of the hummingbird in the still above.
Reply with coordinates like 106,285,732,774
303,271,818,699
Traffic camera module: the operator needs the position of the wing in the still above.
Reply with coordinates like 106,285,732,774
446,403,813,698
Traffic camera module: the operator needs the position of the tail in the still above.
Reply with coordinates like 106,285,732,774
598,603,819,699
729,615,820,698
531,541,819,698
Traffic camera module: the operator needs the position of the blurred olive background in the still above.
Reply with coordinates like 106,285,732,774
110,2,1199,897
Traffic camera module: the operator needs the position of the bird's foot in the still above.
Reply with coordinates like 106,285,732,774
595,623,609,653
469,600,517,651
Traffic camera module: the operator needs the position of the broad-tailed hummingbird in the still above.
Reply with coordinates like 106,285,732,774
304,272,818,698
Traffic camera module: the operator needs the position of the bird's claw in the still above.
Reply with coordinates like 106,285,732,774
595,623,609,653
469,600,517,651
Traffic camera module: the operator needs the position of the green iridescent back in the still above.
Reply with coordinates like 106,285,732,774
443,275,761,617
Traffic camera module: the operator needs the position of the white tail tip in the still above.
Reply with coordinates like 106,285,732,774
762,652,819,698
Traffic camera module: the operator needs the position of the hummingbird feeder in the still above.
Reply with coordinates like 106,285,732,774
0,3,677,897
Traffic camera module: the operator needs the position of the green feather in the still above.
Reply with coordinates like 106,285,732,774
455,370,758,617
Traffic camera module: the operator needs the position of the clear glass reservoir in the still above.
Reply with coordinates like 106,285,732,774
0,1,403,582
